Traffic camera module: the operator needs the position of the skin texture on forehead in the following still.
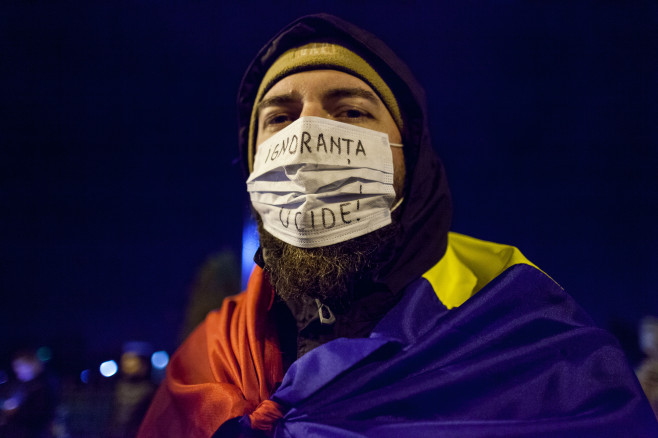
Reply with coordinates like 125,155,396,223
255,69,405,198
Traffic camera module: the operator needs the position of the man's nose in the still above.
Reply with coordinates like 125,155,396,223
299,103,326,119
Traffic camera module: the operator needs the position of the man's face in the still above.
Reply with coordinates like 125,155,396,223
252,70,405,305
256,69,405,199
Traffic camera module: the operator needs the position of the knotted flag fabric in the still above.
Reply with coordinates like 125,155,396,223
138,266,283,438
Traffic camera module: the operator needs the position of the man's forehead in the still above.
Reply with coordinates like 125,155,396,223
261,69,379,101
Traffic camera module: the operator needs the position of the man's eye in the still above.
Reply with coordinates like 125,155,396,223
337,108,371,120
346,109,364,118
265,114,291,126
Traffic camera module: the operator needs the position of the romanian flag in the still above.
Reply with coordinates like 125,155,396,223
140,233,658,437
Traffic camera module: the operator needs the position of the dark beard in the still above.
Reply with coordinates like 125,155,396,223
257,217,400,308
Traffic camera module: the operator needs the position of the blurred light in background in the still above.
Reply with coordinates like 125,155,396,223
151,350,169,370
0,370,8,385
80,369,90,384
99,360,118,378
241,216,258,290
3,396,20,411
36,346,52,362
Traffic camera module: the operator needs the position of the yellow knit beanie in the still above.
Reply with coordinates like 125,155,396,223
247,42,403,172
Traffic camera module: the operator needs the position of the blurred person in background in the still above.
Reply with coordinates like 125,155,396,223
637,316,658,419
1,349,58,438
139,13,658,437
106,342,157,438
179,250,240,343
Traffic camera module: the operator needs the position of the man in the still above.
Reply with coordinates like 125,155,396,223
107,342,158,438
139,14,657,437
637,316,658,418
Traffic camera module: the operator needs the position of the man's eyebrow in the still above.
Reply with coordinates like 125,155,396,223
257,93,300,116
323,87,381,105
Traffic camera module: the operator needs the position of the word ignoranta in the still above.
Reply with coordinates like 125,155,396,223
262,131,367,164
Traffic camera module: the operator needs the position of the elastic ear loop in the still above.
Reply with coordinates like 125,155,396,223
389,142,404,212
391,196,404,212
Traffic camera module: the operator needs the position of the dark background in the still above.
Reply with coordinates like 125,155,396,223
2,1,656,379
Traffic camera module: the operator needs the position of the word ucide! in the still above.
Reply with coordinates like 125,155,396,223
262,131,367,164
278,200,361,232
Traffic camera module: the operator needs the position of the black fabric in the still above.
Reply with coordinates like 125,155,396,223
213,416,266,438
237,13,452,297
272,281,406,367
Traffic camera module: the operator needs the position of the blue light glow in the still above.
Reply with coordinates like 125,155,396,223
241,216,259,290
80,369,90,384
151,351,169,370
99,360,118,377
3,397,19,411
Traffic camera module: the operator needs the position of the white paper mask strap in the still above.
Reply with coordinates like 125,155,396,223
389,142,404,148
391,196,405,212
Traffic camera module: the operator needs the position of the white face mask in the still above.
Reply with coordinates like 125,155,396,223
247,116,401,248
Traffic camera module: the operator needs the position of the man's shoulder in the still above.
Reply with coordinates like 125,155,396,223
422,232,552,309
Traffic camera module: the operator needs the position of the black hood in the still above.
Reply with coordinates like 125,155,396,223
237,13,452,294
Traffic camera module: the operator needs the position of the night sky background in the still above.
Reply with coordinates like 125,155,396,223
2,2,656,378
